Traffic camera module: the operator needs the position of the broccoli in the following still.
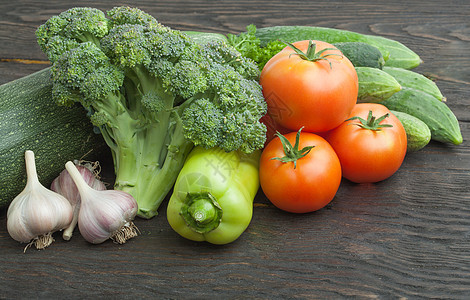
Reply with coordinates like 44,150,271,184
36,6,267,219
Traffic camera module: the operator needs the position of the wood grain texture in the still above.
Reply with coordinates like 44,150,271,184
1,1,469,299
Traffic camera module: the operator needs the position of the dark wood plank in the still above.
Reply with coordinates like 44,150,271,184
1,1,469,299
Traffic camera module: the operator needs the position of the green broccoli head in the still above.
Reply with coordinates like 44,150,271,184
100,24,153,68
106,6,160,28
51,42,124,109
37,6,267,218
44,7,267,153
36,7,109,62
182,62,267,153
202,40,261,80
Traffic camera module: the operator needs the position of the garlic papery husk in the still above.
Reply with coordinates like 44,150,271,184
7,150,73,252
51,161,106,241
64,161,139,244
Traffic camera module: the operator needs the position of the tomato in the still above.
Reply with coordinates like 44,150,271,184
259,128,342,213
260,40,358,133
325,103,407,183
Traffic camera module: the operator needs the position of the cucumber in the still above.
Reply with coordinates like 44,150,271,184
184,31,229,44
382,66,445,101
333,42,385,69
0,67,109,208
390,110,431,152
254,25,421,69
356,67,402,103
381,88,462,145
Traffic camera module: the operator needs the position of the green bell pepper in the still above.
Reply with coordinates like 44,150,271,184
166,146,260,244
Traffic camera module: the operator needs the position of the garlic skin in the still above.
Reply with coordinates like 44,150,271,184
65,161,139,244
51,162,106,241
7,150,73,252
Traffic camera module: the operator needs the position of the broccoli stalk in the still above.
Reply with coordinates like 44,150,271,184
36,6,266,218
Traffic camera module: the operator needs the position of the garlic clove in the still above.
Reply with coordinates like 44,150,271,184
51,161,106,241
7,150,73,252
64,161,139,245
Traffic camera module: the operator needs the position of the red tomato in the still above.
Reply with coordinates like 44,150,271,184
260,40,358,133
325,103,407,183
259,129,342,213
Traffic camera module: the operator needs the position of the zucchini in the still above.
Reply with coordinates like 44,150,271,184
333,42,385,69
382,66,445,101
381,88,462,145
0,67,109,208
254,25,421,69
356,67,402,103
391,110,431,152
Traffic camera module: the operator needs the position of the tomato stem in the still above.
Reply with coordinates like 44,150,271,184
271,127,314,169
282,40,343,69
347,110,394,131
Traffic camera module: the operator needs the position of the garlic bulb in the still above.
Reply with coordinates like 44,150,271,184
51,161,106,241
7,150,73,252
64,161,139,244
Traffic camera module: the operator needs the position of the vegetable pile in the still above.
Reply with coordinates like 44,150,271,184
1,6,464,249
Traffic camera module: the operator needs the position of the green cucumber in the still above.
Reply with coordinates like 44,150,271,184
0,67,108,208
254,25,421,69
391,110,431,152
383,66,445,101
184,31,229,44
382,88,462,145
333,42,385,69
356,67,402,103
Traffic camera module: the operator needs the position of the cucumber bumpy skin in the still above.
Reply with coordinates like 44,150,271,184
254,25,421,69
356,67,402,103
383,66,445,101
333,42,385,69
391,110,431,152
382,88,462,145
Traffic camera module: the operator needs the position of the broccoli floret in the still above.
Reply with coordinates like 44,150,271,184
36,6,267,219
36,7,109,62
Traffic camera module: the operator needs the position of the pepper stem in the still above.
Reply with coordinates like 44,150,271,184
180,192,223,234
347,110,394,131
271,127,314,169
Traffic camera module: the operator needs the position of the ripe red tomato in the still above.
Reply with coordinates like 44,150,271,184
325,103,407,183
260,40,358,133
259,129,342,213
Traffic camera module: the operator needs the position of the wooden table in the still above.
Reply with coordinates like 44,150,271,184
1,1,469,298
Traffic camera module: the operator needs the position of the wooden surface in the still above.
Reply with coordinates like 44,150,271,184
1,1,469,298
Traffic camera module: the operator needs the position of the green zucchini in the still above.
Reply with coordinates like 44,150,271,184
333,42,385,69
356,67,402,103
382,88,462,145
0,67,109,208
391,110,431,152
382,66,445,101
254,25,421,69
